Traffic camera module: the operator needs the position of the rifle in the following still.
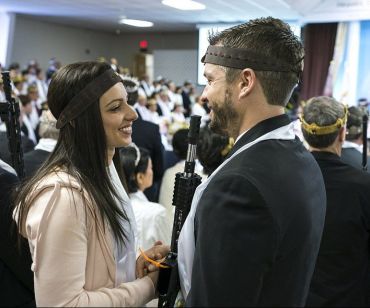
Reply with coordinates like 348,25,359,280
362,112,368,171
157,115,202,307
0,71,25,179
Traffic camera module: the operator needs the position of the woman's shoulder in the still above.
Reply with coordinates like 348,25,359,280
35,170,82,189
139,200,167,216
24,171,95,236
26,170,92,212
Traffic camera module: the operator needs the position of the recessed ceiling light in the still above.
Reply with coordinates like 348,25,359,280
162,0,206,11
119,19,153,27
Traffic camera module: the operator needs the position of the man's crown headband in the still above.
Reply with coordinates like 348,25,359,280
201,45,303,75
300,106,348,136
56,69,122,129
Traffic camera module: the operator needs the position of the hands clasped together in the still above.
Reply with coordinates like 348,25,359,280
136,241,170,285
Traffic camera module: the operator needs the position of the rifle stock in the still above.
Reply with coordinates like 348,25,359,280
0,71,25,178
362,112,368,171
157,115,202,307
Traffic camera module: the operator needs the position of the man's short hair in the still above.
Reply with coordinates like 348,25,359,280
301,96,346,148
172,129,189,160
208,17,303,107
346,106,365,141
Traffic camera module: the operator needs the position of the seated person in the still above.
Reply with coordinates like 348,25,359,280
159,129,205,226
23,110,59,178
341,106,370,171
120,145,171,250
0,164,35,306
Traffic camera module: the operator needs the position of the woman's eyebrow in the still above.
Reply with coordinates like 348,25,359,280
106,98,124,107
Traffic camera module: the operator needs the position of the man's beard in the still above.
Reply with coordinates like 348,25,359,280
209,88,239,137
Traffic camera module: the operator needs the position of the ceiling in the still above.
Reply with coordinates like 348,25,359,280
0,0,369,33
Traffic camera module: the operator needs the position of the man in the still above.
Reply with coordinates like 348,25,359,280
341,106,370,171
134,95,152,122
301,96,370,306
122,77,164,202
177,17,326,306
0,164,35,306
23,110,59,178
181,80,193,117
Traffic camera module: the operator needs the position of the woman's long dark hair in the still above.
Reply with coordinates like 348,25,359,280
15,61,128,243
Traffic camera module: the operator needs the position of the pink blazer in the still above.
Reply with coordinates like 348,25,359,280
22,172,155,307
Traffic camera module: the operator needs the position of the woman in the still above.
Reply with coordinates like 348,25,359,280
120,145,171,251
14,61,168,306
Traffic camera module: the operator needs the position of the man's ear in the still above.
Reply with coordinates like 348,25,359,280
338,126,346,142
238,68,256,99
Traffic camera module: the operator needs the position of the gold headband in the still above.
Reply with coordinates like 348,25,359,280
221,137,234,156
300,105,348,135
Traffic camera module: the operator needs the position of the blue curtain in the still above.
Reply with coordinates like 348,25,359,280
357,20,370,102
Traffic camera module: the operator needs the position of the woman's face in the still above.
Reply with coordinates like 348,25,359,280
99,82,138,149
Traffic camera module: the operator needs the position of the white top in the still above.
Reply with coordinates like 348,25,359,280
108,163,137,285
22,114,37,144
0,158,17,175
159,160,206,227
134,103,152,122
177,121,296,299
29,100,41,129
191,103,209,127
35,138,57,152
157,100,172,121
130,191,171,250
342,140,363,152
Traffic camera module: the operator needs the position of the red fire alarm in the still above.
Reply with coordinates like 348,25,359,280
139,40,148,52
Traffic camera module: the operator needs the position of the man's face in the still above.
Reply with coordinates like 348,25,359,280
201,63,239,137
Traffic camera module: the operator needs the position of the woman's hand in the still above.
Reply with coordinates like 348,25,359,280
136,241,170,280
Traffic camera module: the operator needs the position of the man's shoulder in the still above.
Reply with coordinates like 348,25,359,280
227,138,314,168
23,149,49,159
343,163,370,183
0,166,18,185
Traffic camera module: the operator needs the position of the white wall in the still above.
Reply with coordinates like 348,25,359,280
9,15,198,75
10,16,122,70
154,49,197,85
0,12,15,67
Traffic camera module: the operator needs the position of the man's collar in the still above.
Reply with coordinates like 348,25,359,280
226,114,291,158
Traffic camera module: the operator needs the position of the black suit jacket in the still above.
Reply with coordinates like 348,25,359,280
187,114,326,307
23,149,50,178
0,167,35,306
307,151,370,307
341,147,370,172
132,118,164,201
0,131,35,166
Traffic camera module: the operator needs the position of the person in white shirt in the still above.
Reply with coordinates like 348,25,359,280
26,85,42,129
147,98,160,125
35,69,48,103
157,88,173,121
134,95,152,122
159,129,205,225
18,95,37,145
120,145,171,250
139,75,154,98
191,95,209,127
